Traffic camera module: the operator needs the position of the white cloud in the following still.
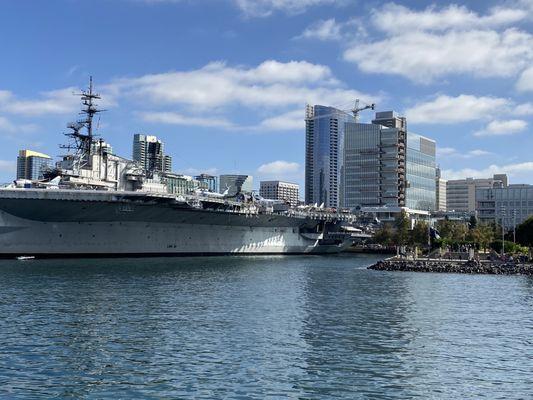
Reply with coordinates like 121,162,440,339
140,109,307,132
134,0,343,17
405,95,510,124
233,0,339,17
256,160,302,184
0,116,38,134
438,147,457,156
111,60,378,132
514,102,533,115
257,160,300,174
114,60,376,110
516,66,533,92
372,3,527,34
344,28,533,84
438,147,492,158
297,18,342,41
139,111,235,128
245,60,336,84
468,149,492,156
443,161,533,180
474,119,528,136
340,2,533,83
296,17,367,42
0,88,80,116
258,109,304,131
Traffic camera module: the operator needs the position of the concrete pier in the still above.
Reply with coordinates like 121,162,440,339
368,258,533,275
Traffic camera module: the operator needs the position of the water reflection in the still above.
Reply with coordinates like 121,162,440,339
0,255,532,398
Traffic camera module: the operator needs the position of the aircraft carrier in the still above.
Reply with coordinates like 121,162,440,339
0,79,354,257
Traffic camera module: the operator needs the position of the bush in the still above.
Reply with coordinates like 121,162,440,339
490,240,528,254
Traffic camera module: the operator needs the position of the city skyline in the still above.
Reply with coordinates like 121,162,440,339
0,0,532,189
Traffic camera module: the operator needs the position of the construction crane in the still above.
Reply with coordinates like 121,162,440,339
305,99,376,122
351,99,375,122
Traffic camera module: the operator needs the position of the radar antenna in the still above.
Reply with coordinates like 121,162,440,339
60,76,106,170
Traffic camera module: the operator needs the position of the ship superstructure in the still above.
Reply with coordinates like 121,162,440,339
0,79,354,257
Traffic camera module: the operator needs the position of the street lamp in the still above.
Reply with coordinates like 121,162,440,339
512,209,517,244
500,205,506,256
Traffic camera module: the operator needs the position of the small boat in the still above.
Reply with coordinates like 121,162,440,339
16,256,35,261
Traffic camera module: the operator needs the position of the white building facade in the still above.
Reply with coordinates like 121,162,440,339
260,181,299,206
447,174,507,212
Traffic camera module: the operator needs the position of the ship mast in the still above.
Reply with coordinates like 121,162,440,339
80,76,102,140
60,76,104,170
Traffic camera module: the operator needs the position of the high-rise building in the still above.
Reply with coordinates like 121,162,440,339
91,140,113,155
372,111,407,130
305,104,354,207
343,122,404,208
405,132,436,211
477,184,533,229
194,174,218,192
260,181,299,206
436,168,447,211
343,111,435,211
219,174,253,196
132,134,172,174
16,150,52,180
447,174,507,212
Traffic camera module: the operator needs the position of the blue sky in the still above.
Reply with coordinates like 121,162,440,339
0,0,532,188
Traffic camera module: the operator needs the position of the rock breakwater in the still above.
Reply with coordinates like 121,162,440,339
369,259,533,275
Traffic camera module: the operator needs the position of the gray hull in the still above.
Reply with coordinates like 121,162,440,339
0,190,350,257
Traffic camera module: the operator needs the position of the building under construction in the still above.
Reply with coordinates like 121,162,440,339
305,104,436,211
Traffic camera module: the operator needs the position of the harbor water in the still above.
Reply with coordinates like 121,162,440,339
1,254,532,399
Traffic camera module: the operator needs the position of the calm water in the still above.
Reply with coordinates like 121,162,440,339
1,254,532,399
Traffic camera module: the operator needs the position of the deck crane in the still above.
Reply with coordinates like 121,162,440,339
351,99,375,122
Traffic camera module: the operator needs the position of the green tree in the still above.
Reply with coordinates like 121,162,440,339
411,221,429,247
468,223,494,252
516,216,533,247
394,211,410,245
373,224,394,246
452,223,468,243
436,219,454,241
436,220,468,244
491,240,528,254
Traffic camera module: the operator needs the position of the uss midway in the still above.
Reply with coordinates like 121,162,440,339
0,79,355,257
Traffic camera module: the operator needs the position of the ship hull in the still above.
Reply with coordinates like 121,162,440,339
0,190,350,257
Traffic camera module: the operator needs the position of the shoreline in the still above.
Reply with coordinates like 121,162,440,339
368,258,533,275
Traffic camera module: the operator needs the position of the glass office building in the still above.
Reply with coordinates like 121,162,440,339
16,150,52,180
305,105,354,207
342,112,436,211
477,184,533,229
405,133,436,211
344,123,404,208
